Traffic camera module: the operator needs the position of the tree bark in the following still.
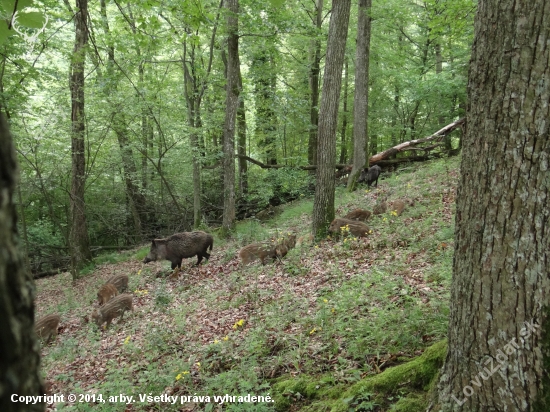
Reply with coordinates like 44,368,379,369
347,0,371,191
433,1,550,410
221,0,239,235
69,0,92,279
0,113,44,412
312,0,351,237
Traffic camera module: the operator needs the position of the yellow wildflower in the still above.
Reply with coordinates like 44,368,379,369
233,319,245,329
176,371,190,381
124,335,131,344
223,336,229,341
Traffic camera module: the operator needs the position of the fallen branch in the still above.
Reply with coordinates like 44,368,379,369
368,117,465,164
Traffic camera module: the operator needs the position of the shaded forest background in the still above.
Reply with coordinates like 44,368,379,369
1,0,474,276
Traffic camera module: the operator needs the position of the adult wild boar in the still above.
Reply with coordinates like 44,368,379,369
143,231,213,269
358,165,382,187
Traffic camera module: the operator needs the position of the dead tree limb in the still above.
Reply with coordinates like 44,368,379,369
368,117,465,164
228,117,465,171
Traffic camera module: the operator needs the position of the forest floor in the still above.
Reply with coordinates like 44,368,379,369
35,156,460,412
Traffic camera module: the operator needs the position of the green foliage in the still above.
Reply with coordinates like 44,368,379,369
27,219,64,246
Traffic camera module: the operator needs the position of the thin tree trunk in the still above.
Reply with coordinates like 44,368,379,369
312,0,351,237
347,0,372,191
339,57,348,164
433,1,550,410
253,47,277,165
435,42,451,151
100,0,147,242
308,0,323,168
237,57,248,197
221,0,239,235
69,0,91,279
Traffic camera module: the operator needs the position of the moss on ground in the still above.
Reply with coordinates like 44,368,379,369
272,340,447,412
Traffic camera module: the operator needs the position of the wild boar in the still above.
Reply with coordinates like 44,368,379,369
35,314,60,343
97,283,119,306
372,202,388,215
106,274,129,293
275,244,289,259
390,200,406,216
296,233,314,247
92,294,133,329
143,231,213,269
344,209,372,221
328,218,370,238
239,242,277,265
358,165,382,187
239,234,296,265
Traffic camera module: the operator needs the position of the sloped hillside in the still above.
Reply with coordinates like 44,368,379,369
36,156,459,412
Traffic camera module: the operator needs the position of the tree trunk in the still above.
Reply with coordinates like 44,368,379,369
308,0,323,168
237,56,248,197
312,0,351,237
221,0,239,235
183,40,203,229
347,0,372,191
100,0,147,242
433,1,550,410
0,113,44,412
69,0,91,279
253,45,277,166
339,57,348,164
435,42,452,151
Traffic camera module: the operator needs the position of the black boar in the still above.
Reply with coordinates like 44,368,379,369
143,231,213,269
358,165,382,187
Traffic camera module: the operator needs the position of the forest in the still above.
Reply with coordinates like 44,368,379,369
1,0,549,411
1,0,472,276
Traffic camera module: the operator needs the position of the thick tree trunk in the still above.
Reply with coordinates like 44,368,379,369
308,0,323,168
312,0,351,237
347,0,371,191
69,0,91,279
221,0,239,235
0,113,44,412
433,1,550,410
